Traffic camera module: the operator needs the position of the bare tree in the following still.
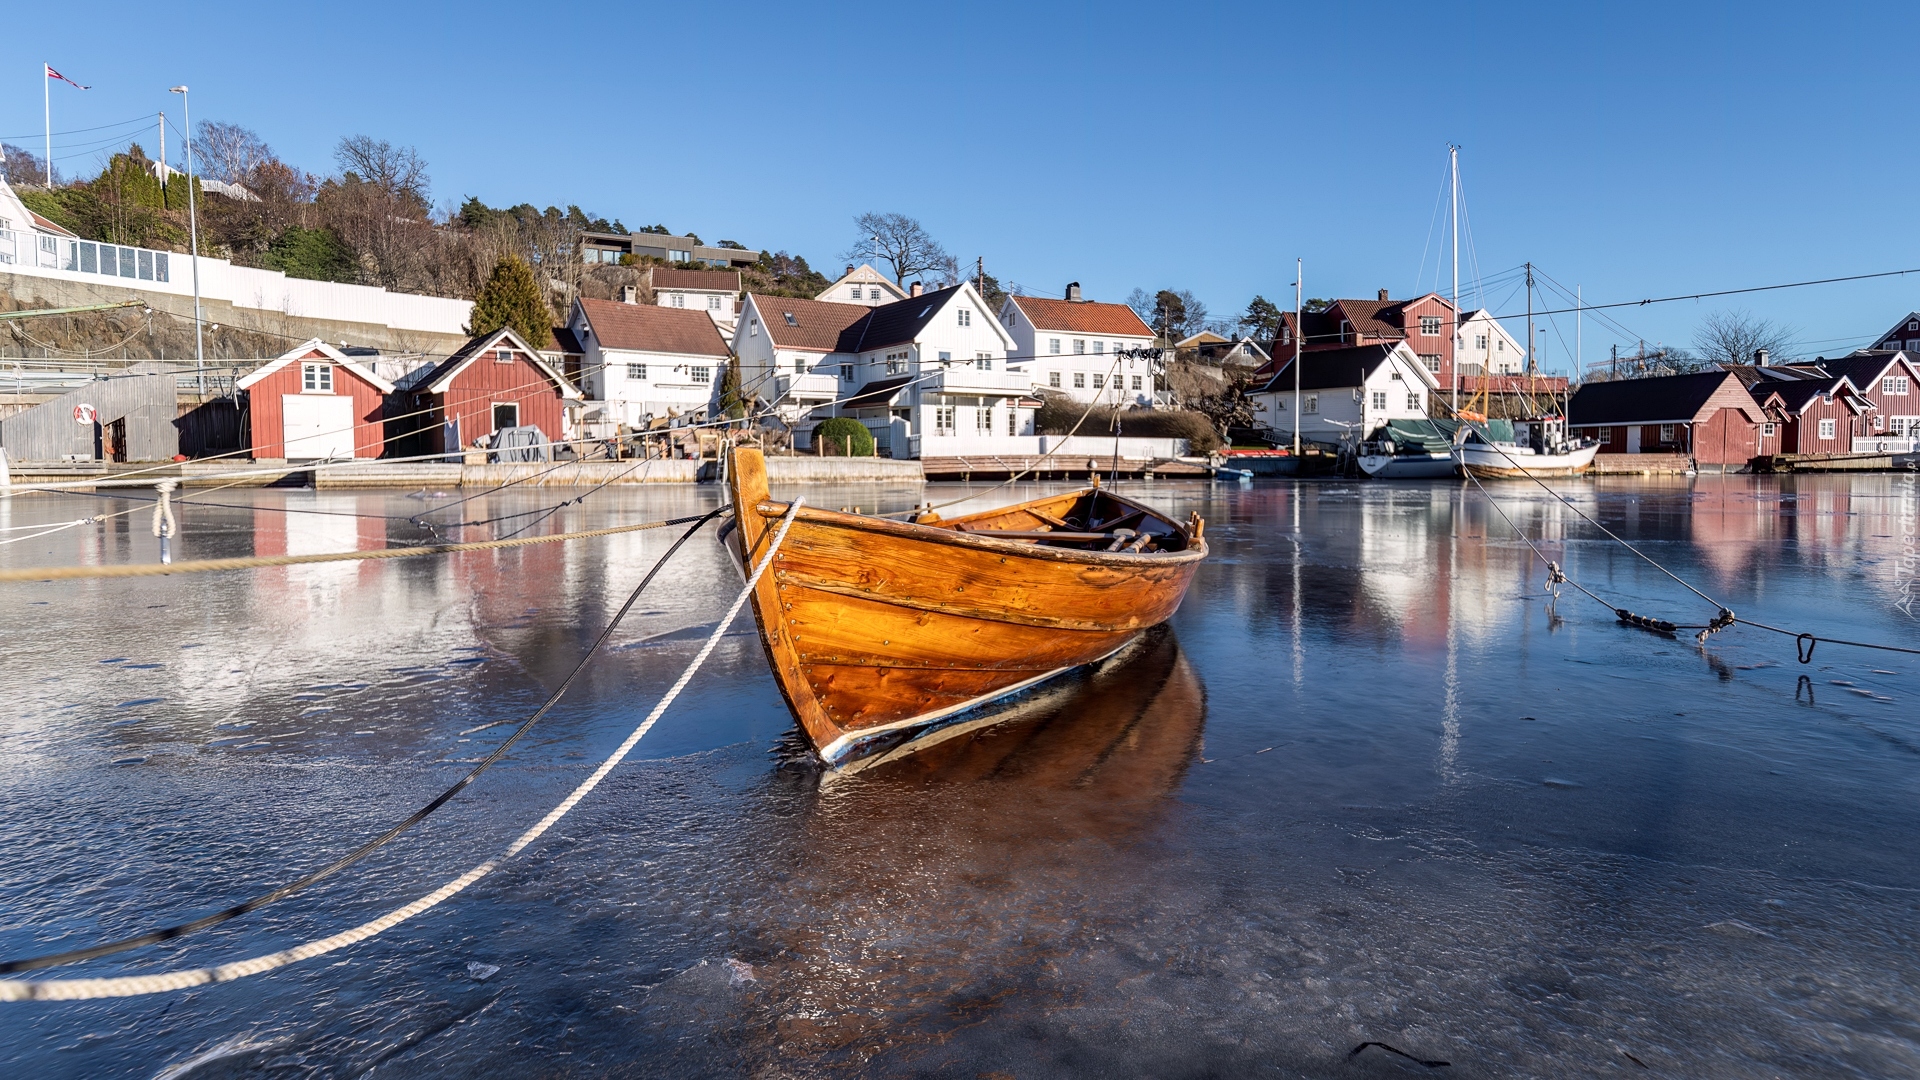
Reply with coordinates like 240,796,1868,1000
1,143,57,186
193,122,273,185
1127,288,1211,342
846,212,951,285
1693,308,1797,367
333,135,430,207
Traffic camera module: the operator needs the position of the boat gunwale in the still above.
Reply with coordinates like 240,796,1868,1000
747,497,1208,568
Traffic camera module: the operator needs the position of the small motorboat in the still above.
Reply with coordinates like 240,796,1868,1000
1356,420,1460,479
1458,416,1597,478
726,448,1207,765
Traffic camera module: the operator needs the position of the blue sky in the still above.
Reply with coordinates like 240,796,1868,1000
6,2,1915,371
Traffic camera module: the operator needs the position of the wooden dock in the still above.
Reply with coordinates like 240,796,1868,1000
920,455,1210,481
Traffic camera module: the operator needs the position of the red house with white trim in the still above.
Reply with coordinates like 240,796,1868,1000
398,327,582,455
1569,371,1768,469
238,339,396,461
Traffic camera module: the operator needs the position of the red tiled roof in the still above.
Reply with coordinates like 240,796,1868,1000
1009,296,1154,337
746,293,871,352
578,298,730,357
651,268,741,292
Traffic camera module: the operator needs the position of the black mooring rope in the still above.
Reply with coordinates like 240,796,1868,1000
0,507,725,975
1349,1041,1450,1068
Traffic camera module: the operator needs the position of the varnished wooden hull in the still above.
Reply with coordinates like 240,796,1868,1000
728,449,1206,764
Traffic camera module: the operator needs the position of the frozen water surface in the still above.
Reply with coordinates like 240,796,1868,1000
0,475,1917,1077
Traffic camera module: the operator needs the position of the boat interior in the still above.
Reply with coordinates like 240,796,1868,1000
908,487,1198,554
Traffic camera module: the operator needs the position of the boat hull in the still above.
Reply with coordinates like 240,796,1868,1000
727,449,1207,764
1459,442,1598,478
1359,452,1459,478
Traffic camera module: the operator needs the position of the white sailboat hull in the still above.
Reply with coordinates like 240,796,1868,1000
1459,442,1598,478
1358,452,1459,478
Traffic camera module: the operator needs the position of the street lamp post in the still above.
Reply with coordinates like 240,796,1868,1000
168,86,204,397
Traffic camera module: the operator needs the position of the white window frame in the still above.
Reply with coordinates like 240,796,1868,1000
1092,374,1105,389
976,352,993,370
708,295,722,310
1073,372,1086,388
1048,371,1061,388
671,293,685,308
1419,316,1441,336
1371,391,1387,410
1420,354,1441,373
689,366,712,384
494,349,513,364
1304,394,1318,415
1049,338,1061,355
1883,375,1911,395
301,363,333,393
975,404,993,435
626,363,647,380
956,308,971,327
933,405,955,436
1659,424,1677,442
1761,422,1777,437
1073,339,1086,354
1407,392,1421,411
1818,417,1836,440
1132,375,1143,390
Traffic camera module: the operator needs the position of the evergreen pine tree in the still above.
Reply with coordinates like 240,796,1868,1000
719,358,746,419
468,255,550,345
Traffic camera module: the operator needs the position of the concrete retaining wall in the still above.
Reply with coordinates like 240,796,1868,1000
1592,453,1693,475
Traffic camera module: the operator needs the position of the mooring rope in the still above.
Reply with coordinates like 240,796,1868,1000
0,513,711,583
0,508,725,976
0,499,800,1002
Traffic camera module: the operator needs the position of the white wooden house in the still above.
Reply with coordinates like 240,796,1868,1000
817,263,908,307
569,296,730,432
999,284,1160,407
1248,343,1441,442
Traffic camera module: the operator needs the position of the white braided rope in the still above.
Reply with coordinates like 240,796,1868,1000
0,499,802,1002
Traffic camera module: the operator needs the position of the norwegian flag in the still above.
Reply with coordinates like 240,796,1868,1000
45,64,90,90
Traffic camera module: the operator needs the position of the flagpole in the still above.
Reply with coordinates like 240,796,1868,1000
44,64,52,187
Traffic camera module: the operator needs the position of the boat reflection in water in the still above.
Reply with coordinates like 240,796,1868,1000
737,626,1206,1062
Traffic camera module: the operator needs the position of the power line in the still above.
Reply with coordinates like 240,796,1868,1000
1485,267,1920,323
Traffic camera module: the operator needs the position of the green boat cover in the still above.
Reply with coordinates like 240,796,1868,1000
1377,418,1515,451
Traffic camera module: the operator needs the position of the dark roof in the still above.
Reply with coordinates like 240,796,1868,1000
840,285,965,352
747,293,871,351
1808,350,1909,391
547,325,584,354
577,298,730,357
651,267,741,293
1255,344,1399,393
844,375,915,409
1756,377,1859,415
1011,295,1155,336
1568,371,1756,426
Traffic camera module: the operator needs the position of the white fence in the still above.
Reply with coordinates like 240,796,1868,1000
0,229,472,336
1853,437,1918,455
916,433,1189,459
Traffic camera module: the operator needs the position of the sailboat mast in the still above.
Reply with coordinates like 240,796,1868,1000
1450,144,1459,412
1293,257,1303,459
1525,261,1535,376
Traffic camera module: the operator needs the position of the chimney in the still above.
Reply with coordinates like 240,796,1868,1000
619,285,638,304
1066,281,1083,303
1754,348,1770,366
844,264,855,277
909,281,923,297
1377,288,1389,302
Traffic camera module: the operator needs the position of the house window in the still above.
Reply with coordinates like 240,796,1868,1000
1371,391,1387,410
1407,392,1421,411
1819,418,1836,440
1497,339,1504,352
1884,375,1910,395
1476,334,1489,350
794,359,806,374
1659,424,1676,442
887,352,908,375
957,309,971,327
626,363,647,380
976,352,993,370
1304,394,1318,414
492,402,519,431
495,349,512,363
1007,409,1018,436
938,351,953,365
976,405,993,434
1092,340,1103,354
1420,354,1441,373
839,364,853,381
934,405,955,435
690,366,711,383
1092,374,1105,389
1073,372,1086,388
1762,422,1777,437
1132,375,1143,390
783,312,797,326
709,295,722,310
1420,316,1442,336
1909,320,1918,331
1340,319,1352,343
851,286,863,300
671,294,685,308
301,363,333,392
1049,338,1061,354
1906,339,1920,352
1073,339,1086,354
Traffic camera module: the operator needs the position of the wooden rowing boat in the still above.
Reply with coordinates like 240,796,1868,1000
726,447,1207,765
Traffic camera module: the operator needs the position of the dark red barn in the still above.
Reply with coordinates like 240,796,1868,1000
238,339,396,461
402,328,582,455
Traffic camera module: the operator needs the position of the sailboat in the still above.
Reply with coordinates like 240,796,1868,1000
1356,420,1460,478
